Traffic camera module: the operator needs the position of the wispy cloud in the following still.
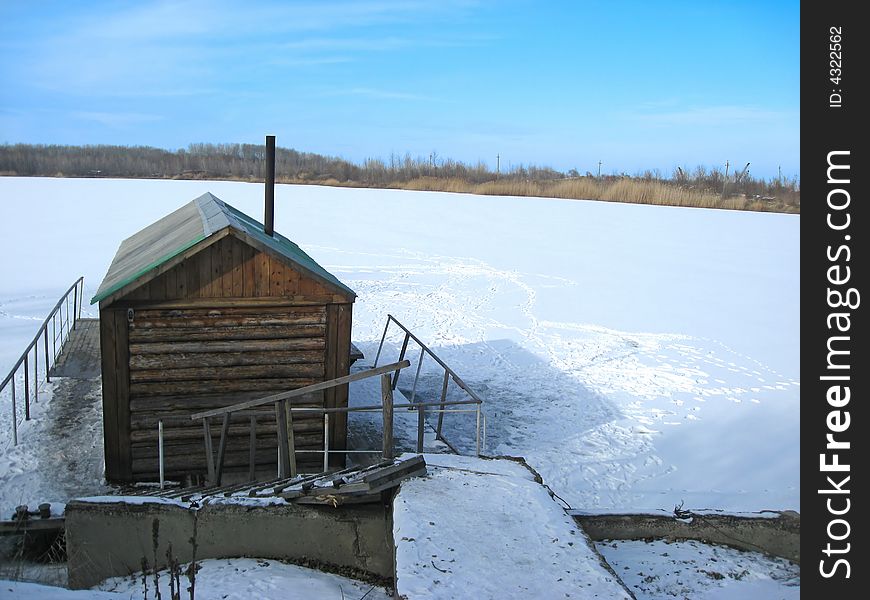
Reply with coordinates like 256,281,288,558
343,87,434,101
72,111,164,127
623,105,797,127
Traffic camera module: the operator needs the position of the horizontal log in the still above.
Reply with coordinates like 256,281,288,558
115,296,349,311
191,360,410,420
129,420,323,443
130,377,320,397
131,450,324,474
129,392,324,413
129,324,326,343
131,460,325,478
130,338,325,355
129,363,326,383
131,432,324,455
134,312,326,330
135,305,327,319
130,350,325,370
130,411,323,431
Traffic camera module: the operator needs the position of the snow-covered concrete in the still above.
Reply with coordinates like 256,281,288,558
392,454,632,599
597,538,800,599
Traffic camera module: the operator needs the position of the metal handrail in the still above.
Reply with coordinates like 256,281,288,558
192,360,411,485
1,277,84,445
372,314,485,451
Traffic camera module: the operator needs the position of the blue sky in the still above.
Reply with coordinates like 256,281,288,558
0,0,799,179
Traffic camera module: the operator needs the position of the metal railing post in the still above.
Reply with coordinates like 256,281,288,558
323,414,330,472
158,421,165,490
72,284,78,331
11,379,17,446
34,347,38,404
436,370,449,439
373,315,392,368
24,355,30,421
475,403,481,457
410,345,425,404
392,332,410,390
44,328,50,382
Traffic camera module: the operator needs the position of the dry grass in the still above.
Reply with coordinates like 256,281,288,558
392,176,799,213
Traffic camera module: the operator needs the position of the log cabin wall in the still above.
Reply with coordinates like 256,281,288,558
99,233,353,482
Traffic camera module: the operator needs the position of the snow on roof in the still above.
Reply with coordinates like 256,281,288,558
91,192,355,304
392,455,633,599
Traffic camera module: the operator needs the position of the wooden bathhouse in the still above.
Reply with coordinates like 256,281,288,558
92,192,358,483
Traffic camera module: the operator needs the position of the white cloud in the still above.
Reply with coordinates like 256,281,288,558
71,111,164,127
623,105,797,127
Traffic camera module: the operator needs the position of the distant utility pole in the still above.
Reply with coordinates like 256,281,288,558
778,165,782,186
721,160,730,199
496,154,500,179
597,160,602,178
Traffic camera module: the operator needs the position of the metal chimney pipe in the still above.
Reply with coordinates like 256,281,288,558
264,135,276,236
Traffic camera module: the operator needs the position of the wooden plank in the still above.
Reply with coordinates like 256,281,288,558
130,349,325,370
175,260,188,298
116,309,132,481
130,377,321,397
134,304,326,321
285,399,297,477
255,251,271,297
221,236,235,298
229,229,354,301
249,415,257,481
111,296,346,309
197,241,212,298
284,263,300,295
99,310,121,480
128,324,326,343
331,303,351,467
130,337,325,355
230,237,243,297
130,419,322,442
382,374,393,460
203,418,215,484
131,431,323,454
323,304,338,465
128,391,324,413
190,360,411,420
275,402,288,478
270,254,284,297
94,229,231,308
211,239,224,298
129,363,325,383
163,265,178,300
241,243,255,298
215,413,231,485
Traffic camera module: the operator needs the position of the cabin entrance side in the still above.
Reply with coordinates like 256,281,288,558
99,232,353,483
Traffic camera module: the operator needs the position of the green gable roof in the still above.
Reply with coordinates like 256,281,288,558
92,192,355,304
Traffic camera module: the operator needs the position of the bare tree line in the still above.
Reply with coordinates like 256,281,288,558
0,143,799,210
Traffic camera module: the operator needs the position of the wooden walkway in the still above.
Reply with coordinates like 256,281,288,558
49,318,100,379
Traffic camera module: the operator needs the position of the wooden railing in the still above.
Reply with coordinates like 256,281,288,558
190,360,411,486
373,314,486,453
1,277,84,445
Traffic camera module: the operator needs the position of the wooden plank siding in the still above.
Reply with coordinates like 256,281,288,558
101,231,354,482
123,236,335,302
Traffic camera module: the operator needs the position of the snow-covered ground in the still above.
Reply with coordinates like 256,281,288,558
0,176,799,596
597,538,800,599
1,558,392,600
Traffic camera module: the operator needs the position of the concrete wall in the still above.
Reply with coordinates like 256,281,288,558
574,511,800,564
66,499,393,589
